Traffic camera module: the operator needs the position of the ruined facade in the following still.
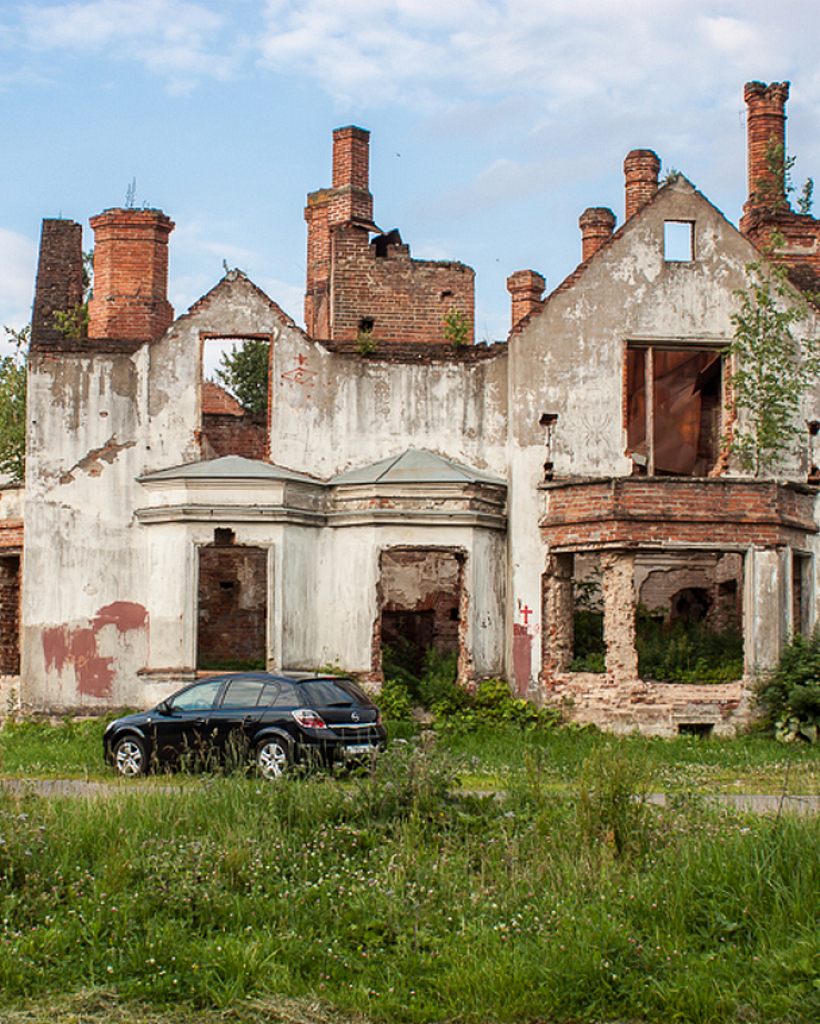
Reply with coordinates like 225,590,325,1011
8,82,820,735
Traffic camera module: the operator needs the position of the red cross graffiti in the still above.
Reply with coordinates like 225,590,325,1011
520,604,533,625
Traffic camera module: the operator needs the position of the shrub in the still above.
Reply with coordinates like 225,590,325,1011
756,628,820,742
576,741,655,861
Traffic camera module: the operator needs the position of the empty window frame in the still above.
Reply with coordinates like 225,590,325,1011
626,344,723,476
664,220,694,262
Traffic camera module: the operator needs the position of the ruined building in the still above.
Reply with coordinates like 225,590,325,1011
5,81,820,735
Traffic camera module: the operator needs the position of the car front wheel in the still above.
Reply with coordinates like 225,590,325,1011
114,735,147,777
256,737,291,780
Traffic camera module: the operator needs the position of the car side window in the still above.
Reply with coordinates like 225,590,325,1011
169,679,222,712
267,683,296,708
220,678,267,709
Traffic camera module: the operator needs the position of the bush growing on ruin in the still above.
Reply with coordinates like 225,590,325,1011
726,256,820,475
756,627,820,742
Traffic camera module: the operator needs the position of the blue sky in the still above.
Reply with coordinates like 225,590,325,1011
3,0,820,356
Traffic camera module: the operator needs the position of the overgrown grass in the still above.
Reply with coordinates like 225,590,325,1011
2,738,820,1022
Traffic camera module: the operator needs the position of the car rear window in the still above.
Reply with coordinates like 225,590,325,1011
297,678,376,708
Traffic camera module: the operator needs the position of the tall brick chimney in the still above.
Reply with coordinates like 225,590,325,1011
507,270,545,329
305,126,375,338
579,207,616,261
87,208,175,342
31,219,84,349
744,81,790,211
624,150,660,221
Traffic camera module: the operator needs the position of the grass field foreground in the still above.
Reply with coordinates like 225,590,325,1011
2,719,820,1021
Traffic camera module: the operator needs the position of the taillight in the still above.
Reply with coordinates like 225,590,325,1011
292,708,327,729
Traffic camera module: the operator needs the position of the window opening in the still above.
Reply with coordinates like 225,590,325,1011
664,220,694,261
678,722,714,737
569,553,604,673
199,334,271,460
793,554,812,637
627,345,722,476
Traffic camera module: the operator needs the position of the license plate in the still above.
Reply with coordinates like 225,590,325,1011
344,744,377,757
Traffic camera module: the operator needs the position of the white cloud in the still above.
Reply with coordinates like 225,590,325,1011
18,0,240,90
0,230,37,335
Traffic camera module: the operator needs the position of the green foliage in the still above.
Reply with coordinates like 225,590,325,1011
726,257,820,475
5,740,820,1022
53,304,89,341
798,177,815,215
636,605,743,684
214,339,269,416
571,610,606,672
577,741,655,860
355,327,377,355
571,568,606,672
756,628,820,742
755,139,797,213
442,308,470,347
0,326,28,482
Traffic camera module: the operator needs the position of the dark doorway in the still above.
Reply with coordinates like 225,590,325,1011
378,548,462,675
0,554,20,675
197,539,267,671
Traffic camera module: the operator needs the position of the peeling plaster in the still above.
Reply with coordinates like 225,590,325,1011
60,436,136,484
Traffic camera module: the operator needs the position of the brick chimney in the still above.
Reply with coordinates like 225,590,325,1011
87,208,175,342
31,219,84,349
624,150,660,220
507,270,545,329
579,207,616,261
744,81,790,211
305,126,375,338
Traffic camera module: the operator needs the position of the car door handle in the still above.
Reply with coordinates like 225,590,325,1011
242,715,260,725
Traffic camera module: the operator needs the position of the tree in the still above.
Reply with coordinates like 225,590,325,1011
214,339,269,416
726,259,820,476
0,325,29,482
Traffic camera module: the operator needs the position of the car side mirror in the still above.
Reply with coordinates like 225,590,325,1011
157,700,172,716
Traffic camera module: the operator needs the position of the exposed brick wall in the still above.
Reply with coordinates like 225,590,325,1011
305,127,475,344
541,477,817,551
331,233,475,344
197,545,267,668
0,555,20,676
0,521,23,549
88,208,175,342
200,413,269,461
31,220,84,349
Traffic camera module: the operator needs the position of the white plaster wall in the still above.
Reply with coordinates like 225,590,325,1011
270,331,509,480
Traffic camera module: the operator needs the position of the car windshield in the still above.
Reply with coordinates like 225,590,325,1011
297,678,375,708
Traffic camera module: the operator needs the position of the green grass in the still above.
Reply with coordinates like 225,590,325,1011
1,725,820,1021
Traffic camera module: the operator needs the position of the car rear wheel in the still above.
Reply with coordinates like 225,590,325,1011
114,735,147,777
256,737,292,780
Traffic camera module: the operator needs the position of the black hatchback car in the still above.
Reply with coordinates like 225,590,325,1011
103,673,386,780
